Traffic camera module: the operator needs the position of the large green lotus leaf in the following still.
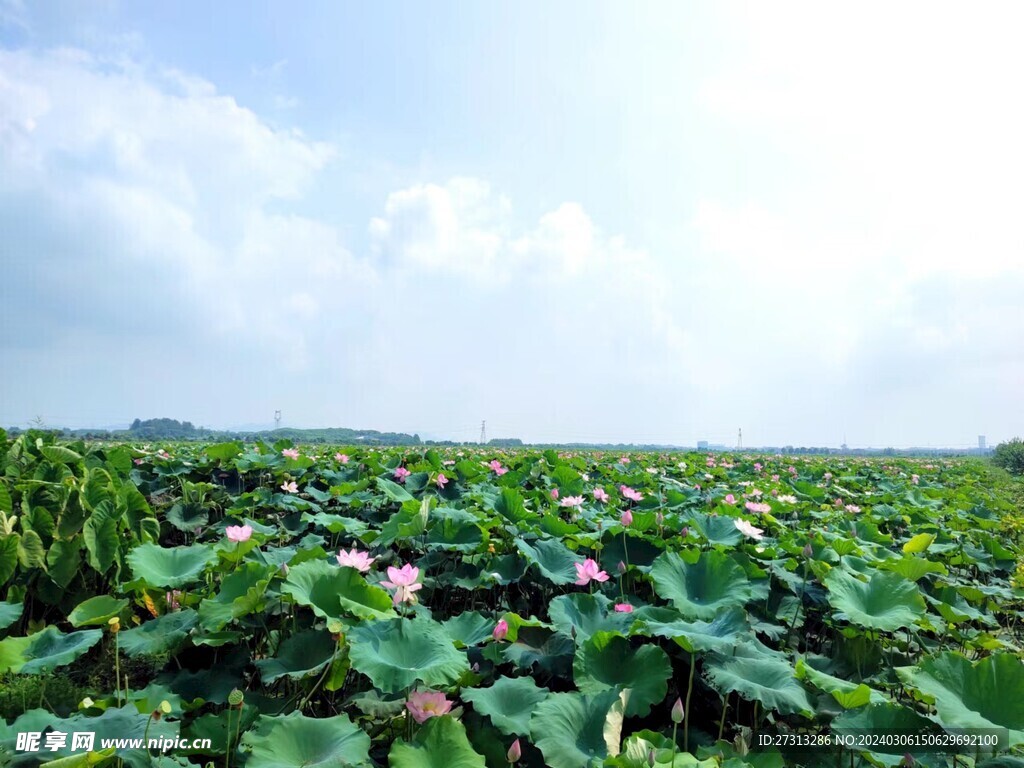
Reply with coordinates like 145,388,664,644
515,537,581,585
638,606,750,654
68,595,129,627
241,711,371,768
0,626,103,674
126,542,217,588
795,658,887,706
389,715,486,768
197,562,274,631
441,611,497,648
878,555,948,581
549,593,632,643
502,626,575,678
825,569,926,632
831,702,945,754
896,652,1024,745
688,512,743,546
0,600,22,631
529,689,627,768
426,508,484,552
118,609,198,657
704,654,813,717
462,675,550,736
608,729,720,767
574,631,671,718
256,630,336,683
650,550,753,619
283,559,394,621
348,617,468,694
0,706,177,768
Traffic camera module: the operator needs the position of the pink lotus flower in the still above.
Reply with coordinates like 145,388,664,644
619,485,643,502
788,466,797,474
560,495,584,508
614,603,634,613
724,493,737,505
334,453,350,463
226,525,253,543
336,548,375,572
911,474,920,485
489,459,509,475
381,563,423,606
754,463,763,471
281,448,300,459
166,590,182,611
493,619,509,641
593,487,609,503
393,466,411,482
845,504,861,514
620,509,633,526
745,501,771,514
574,558,609,585
771,474,780,482
133,458,144,465
280,481,299,494
550,488,559,500
436,472,449,488
619,456,630,464
507,738,522,763
406,690,452,723
734,519,765,541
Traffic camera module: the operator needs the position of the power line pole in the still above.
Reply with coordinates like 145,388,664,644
480,420,487,445
737,428,743,450
274,410,281,430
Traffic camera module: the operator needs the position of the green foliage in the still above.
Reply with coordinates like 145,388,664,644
993,437,1024,475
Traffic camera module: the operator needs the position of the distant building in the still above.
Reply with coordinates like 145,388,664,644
697,440,709,450
979,435,986,450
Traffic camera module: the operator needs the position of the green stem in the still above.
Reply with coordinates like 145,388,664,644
684,653,696,752
718,694,729,741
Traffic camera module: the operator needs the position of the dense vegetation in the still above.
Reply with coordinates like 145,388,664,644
993,438,1024,476
0,430,1021,767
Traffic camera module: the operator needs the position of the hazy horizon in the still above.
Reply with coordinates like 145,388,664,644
2,2,1022,449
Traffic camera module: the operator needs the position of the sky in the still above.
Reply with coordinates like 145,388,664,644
1,1,1022,448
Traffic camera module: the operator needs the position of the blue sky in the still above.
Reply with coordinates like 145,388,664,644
1,1,1022,447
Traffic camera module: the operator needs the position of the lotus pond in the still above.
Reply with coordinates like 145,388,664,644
0,431,1022,767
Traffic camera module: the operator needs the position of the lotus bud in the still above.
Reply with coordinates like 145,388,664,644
680,527,689,538
493,619,509,641
901,753,915,767
617,560,627,575
803,543,813,558
151,710,162,722
671,697,684,724
656,512,665,526
621,509,633,526
507,738,522,763
647,748,657,767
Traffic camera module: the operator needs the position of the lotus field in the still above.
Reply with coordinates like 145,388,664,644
1,432,1023,768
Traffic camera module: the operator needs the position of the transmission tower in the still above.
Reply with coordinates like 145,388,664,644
737,428,743,450
480,420,487,445
274,410,282,430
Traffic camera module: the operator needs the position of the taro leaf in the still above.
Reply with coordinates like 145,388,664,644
442,611,497,648
0,600,22,631
118,610,198,657
41,445,83,464
462,675,550,737
0,626,103,674
704,654,814,717
255,630,336,683
348,617,468,694
126,543,216,588
17,530,45,569
650,550,753,619
825,569,926,632
68,595,128,627
515,537,581,585
529,689,628,768
389,715,486,768
896,652,1024,745
831,702,946,754
241,711,371,768
47,538,82,588
282,559,394,621
549,593,632,643
573,631,671,718
638,606,750,654
82,504,119,574
197,562,273,631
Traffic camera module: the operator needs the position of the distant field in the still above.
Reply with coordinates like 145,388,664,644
0,433,1022,766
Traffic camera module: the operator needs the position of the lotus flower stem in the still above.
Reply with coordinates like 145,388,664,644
684,653,696,751
718,693,729,741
